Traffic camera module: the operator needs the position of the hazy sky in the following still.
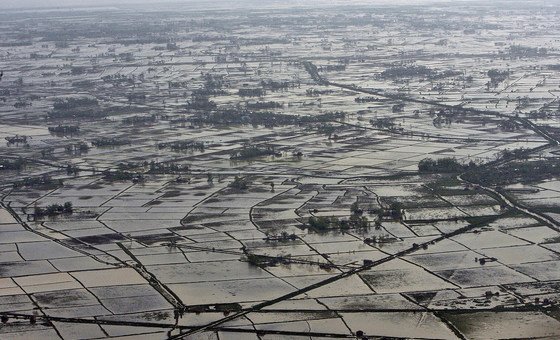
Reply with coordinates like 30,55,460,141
0,0,465,10
2,0,553,10
0,0,173,9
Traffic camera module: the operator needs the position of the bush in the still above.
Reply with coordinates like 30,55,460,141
229,176,248,190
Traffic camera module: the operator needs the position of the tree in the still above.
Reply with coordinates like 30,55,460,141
229,176,248,190
63,202,73,213
350,201,363,215
389,202,403,220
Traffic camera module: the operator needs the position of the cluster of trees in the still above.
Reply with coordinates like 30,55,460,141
47,98,107,119
380,65,461,80
34,202,73,217
14,175,63,189
463,159,560,186
166,42,179,51
14,99,31,108
432,115,454,128
371,118,397,130
157,140,205,152
488,69,510,85
432,70,463,80
127,93,146,103
146,161,189,174
5,135,28,144
367,202,404,221
116,52,135,62
265,231,298,243
299,111,347,124
92,137,130,147
392,103,405,113
308,216,339,231
102,170,144,183
191,88,226,96
230,145,279,160
238,88,264,97
53,97,98,111
70,66,86,75
65,142,90,154
65,164,80,175
117,162,141,170
498,119,520,132
48,125,79,136
527,110,553,120
168,81,189,89
316,124,338,139
0,157,26,171
203,73,225,89
381,65,434,79
54,41,69,48
428,108,465,128
308,215,370,232
260,80,293,91
186,95,217,110
40,148,54,158
245,253,277,267
121,114,157,125
498,147,529,160
180,73,227,96
306,89,335,97
246,101,283,110
102,73,137,86
418,157,476,173
355,96,384,103
420,148,532,178
190,109,345,128
508,45,547,57
344,215,369,229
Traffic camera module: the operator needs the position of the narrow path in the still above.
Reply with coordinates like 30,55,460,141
0,202,125,267
459,174,560,232
302,60,559,145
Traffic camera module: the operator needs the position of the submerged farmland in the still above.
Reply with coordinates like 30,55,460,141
1,0,560,339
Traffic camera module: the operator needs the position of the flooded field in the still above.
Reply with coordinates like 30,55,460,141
1,0,560,339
